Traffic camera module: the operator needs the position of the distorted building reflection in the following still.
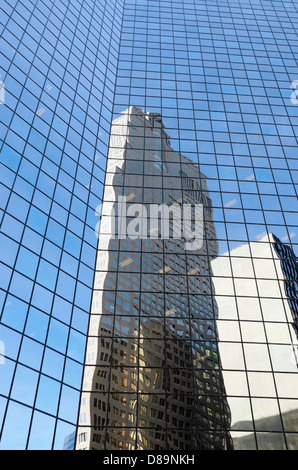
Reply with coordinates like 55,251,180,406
212,233,298,450
76,106,232,450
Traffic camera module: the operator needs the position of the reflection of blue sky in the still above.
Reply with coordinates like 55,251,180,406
0,397,76,450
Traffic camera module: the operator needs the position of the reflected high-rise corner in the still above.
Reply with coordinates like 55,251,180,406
212,233,298,450
76,106,233,451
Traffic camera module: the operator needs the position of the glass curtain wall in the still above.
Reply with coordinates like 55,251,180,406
105,0,298,451
0,0,298,451
0,0,123,450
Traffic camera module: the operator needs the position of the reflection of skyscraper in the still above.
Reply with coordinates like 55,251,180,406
273,235,298,340
76,106,232,450
212,233,298,450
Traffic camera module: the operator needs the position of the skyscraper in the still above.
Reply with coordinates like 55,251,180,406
0,0,298,451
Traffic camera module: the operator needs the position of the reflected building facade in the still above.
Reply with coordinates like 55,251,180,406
273,235,298,339
212,233,298,450
1,0,298,451
76,106,233,450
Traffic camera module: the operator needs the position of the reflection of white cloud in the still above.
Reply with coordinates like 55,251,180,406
224,199,237,208
244,174,254,181
0,340,5,365
281,232,296,242
36,107,46,117
0,81,5,105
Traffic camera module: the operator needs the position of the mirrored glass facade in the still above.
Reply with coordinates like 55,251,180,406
0,0,123,450
0,0,298,451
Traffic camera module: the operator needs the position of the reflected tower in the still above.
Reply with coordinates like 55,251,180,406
76,107,232,451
